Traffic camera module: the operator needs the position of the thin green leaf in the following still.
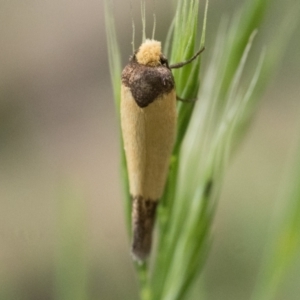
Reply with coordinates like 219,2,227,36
104,1,122,109
251,133,300,300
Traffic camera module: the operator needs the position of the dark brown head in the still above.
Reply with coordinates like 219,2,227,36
122,39,174,108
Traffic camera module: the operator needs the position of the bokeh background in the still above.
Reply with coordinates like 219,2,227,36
0,0,299,299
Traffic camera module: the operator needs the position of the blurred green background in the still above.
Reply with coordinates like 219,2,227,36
0,0,299,299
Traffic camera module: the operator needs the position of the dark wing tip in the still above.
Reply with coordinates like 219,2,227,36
131,196,158,262
131,245,150,263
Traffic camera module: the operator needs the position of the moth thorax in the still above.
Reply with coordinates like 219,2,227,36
135,39,162,67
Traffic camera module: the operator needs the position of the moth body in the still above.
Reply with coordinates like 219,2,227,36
120,39,204,262
121,40,176,261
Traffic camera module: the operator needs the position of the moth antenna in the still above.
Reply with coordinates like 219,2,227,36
152,13,156,39
170,46,205,69
141,0,146,42
151,0,156,39
129,0,135,51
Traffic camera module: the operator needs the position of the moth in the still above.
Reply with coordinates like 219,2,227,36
121,39,204,262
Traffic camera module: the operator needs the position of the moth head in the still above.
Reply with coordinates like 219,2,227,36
135,39,165,67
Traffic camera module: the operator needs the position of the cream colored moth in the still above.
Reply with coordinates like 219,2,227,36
121,39,204,262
